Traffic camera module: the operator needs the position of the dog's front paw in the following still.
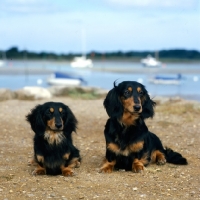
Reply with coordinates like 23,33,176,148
132,159,144,173
100,165,114,173
32,167,46,175
100,160,116,173
62,167,74,176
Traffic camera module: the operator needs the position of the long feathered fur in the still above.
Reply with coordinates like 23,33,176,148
26,102,81,176
101,81,187,173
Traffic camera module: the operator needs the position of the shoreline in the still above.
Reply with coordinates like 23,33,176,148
1,66,200,75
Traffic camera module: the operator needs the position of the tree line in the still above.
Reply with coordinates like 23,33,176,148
1,47,200,60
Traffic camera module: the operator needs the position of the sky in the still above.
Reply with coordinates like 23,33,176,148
0,0,200,54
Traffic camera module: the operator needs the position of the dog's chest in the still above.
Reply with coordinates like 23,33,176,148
44,130,65,145
121,112,139,126
111,134,144,156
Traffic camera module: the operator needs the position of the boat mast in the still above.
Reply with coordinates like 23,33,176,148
81,27,86,58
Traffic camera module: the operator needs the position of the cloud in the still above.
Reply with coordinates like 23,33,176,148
106,0,198,10
0,0,62,15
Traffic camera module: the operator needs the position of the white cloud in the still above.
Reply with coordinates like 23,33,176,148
106,0,198,10
0,0,61,15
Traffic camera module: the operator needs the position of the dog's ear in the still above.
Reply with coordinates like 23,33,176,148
141,92,156,119
104,87,123,119
26,104,46,135
62,105,78,133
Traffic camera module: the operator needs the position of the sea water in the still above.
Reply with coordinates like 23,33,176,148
0,60,200,101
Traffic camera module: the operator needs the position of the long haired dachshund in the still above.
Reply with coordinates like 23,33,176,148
100,81,187,173
26,102,81,176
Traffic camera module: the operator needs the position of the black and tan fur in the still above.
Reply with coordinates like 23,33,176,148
100,81,187,173
26,102,81,176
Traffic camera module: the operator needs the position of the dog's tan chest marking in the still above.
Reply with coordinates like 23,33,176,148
129,141,144,152
107,141,144,156
121,111,139,126
44,130,65,145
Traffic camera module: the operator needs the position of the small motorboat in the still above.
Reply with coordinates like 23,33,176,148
70,56,93,68
149,74,182,85
47,71,86,86
141,55,161,67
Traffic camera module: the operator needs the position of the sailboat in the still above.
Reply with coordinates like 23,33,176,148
0,51,6,67
70,28,93,68
70,56,93,68
141,54,161,67
140,51,162,68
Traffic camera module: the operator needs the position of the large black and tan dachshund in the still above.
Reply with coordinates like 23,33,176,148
26,102,81,176
100,81,187,173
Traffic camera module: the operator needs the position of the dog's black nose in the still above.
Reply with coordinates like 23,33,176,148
55,123,62,129
133,105,141,112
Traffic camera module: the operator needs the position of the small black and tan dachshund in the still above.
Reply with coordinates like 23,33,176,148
26,102,81,176
100,81,187,173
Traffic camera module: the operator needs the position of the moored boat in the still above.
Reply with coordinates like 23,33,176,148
149,74,182,85
47,71,86,86
70,56,93,68
141,55,161,67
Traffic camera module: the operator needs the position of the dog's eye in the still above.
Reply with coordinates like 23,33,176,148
139,90,143,95
47,110,52,115
124,90,130,97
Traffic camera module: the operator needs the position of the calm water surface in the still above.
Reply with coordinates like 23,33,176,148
0,60,200,101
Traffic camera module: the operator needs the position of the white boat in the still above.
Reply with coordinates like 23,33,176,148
0,60,5,67
47,72,86,86
141,55,161,67
149,74,182,85
70,56,93,68
0,51,6,67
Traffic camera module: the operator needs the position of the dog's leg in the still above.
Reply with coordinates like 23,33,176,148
32,164,46,175
151,150,166,165
32,155,46,175
100,159,116,173
61,157,81,176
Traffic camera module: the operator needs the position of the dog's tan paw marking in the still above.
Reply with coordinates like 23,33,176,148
100,165,114,173
32,168,46,176
132,163,144,173
157,158,166,165
132,159,145,173
100,160,116,173
62,168,74,176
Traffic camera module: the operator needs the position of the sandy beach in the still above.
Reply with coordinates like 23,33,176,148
0,96,200,199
